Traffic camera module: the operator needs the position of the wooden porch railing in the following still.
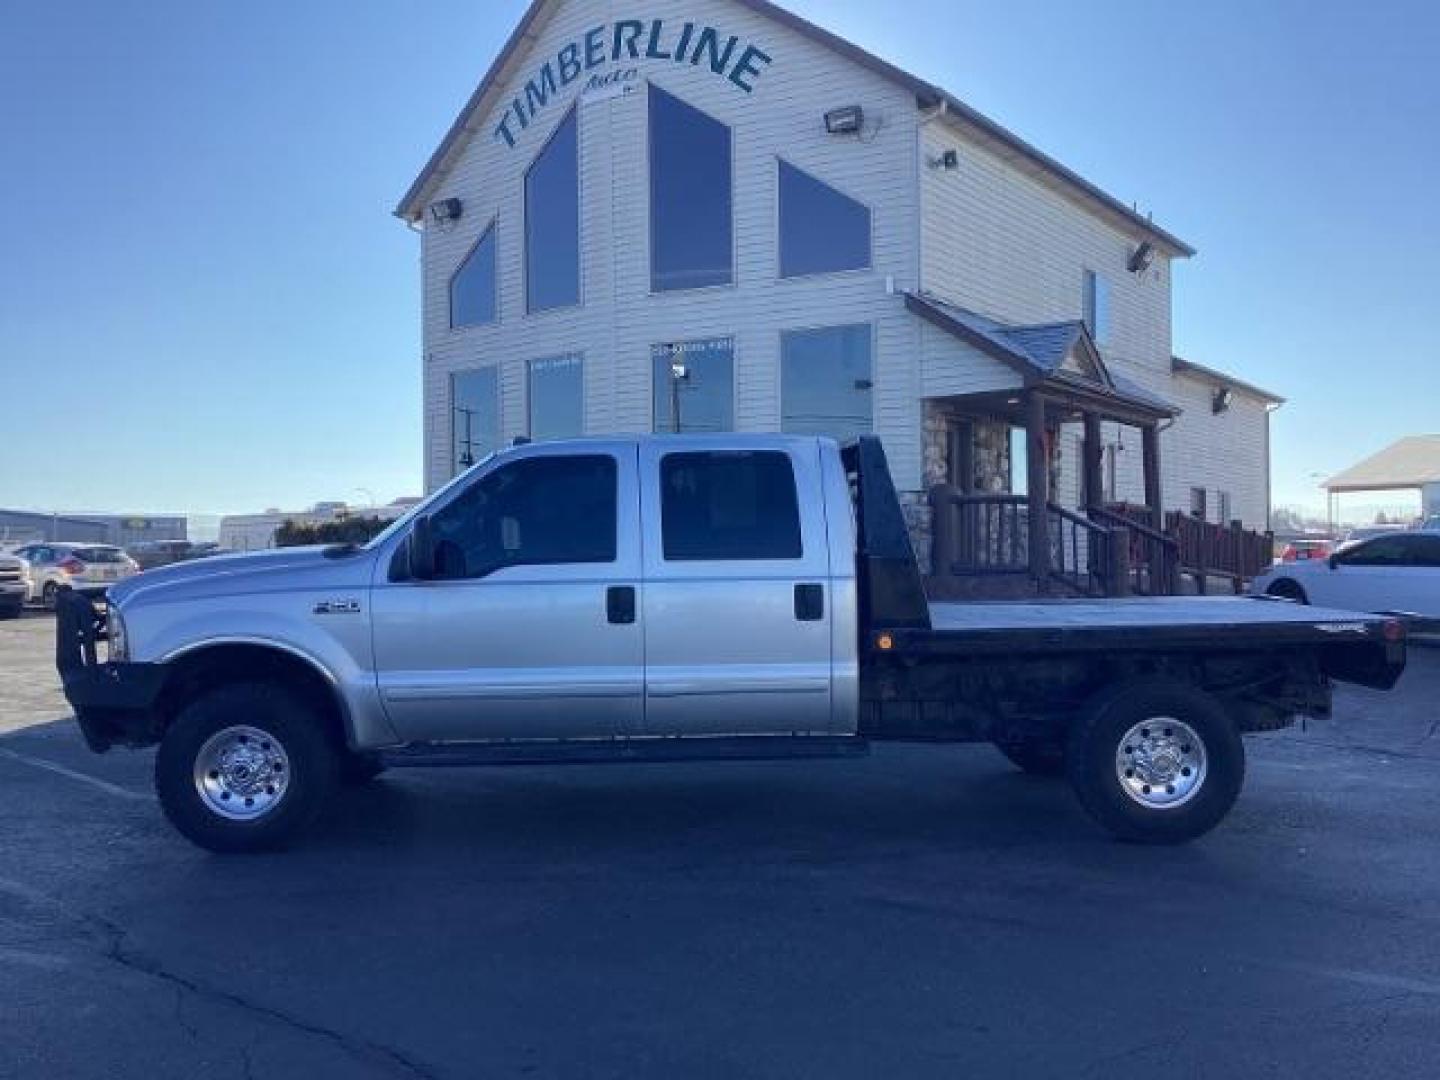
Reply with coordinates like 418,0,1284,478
1165,511,1275,593
1044,502,1113,597
1090,505,1181,596
928,488,1122,596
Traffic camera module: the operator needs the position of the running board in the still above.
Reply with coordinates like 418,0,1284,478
380,735,870,769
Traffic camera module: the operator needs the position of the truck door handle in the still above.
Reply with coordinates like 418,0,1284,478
794,583,825,622
607,586,636,625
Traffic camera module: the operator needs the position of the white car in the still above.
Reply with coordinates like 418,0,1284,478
1253,532,1440,619
11,543,140,608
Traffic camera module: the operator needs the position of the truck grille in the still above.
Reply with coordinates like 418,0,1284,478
0,567,22,583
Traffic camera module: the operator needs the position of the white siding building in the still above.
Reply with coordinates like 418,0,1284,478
396,0,1280,578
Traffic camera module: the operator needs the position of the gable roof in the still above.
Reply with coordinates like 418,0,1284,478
905,292,1178,419
1323,436,1440,494
395,0,1195,257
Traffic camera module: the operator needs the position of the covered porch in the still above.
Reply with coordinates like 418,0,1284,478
908,293,1180,597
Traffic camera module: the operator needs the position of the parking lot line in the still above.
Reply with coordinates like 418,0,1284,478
0,747,150,802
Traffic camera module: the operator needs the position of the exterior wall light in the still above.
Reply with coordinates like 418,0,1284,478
824,105,865,135
1128,241,1155,274
1212,387,1234,415
927,149,959,170
428,198,463,226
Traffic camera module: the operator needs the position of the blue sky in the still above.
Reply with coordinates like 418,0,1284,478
2,0,1435,519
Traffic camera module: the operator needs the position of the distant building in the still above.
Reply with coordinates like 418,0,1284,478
0,509,186,548
1323,435,1440,522
219,499,421,552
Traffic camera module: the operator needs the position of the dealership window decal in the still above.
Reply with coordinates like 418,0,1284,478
495,20,773,148
528,354,585,441
652,338,735,433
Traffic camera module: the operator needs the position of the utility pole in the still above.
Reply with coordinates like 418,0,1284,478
456,406,477,470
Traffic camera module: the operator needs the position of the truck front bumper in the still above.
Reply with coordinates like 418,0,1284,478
54,588,165,752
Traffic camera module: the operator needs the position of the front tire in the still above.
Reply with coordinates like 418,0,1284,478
155,682,338,853
42,582,59,611
1066,680,1245,845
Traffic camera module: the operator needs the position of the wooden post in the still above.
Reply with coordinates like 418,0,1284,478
1142,423,1163,533
1230,519,1244,594
1107,526,1132,597
1083,412,1104,513
1026,393,1051,588
929,485,959,582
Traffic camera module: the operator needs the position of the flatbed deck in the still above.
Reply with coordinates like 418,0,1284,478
880,596,1402,659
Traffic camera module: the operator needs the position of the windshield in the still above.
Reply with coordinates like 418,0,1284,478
363,454,495,551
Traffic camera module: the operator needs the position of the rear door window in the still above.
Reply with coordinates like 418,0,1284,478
659,451,802,561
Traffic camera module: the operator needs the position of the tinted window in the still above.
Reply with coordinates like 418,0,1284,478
781,324,873,441
660,451,802,561
430,455,617,579
450,223,498,328
652,338,734,433
649,85,732,292
525,109,580,312
451,368,499,475
778,161,871,277
528,354,584,441
1417,536,1440,567
1342,535,1440,567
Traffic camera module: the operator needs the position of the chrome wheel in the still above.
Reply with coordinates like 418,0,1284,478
193,725,291,821
1115,717,1207,809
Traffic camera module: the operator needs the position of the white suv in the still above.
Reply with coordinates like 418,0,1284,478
12,543,139,608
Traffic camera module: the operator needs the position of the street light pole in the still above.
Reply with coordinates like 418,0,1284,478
667,345,688,435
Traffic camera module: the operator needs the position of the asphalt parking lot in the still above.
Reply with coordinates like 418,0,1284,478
2,610,1439,1079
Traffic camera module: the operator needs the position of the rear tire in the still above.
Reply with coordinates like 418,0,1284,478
1066,680,1245,845
0,603,20,621
155,682,338,853
1267,579,1309,604
994,738,1066,777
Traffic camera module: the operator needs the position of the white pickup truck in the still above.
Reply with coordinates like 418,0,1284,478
57,436,1407,852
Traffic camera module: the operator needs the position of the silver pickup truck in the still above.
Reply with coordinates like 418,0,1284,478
56,436,1407,853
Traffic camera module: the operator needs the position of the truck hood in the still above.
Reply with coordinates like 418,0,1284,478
108,545,378,607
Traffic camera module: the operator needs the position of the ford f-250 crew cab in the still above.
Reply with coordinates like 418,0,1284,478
56,436,1407,852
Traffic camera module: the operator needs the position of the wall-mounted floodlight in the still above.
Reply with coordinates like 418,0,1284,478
927,149,959,170
1128,241,1155,274
1212,387,1234,415
428,198,463,226
824,105,865,135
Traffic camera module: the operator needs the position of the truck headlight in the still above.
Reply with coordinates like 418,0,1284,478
107,606,129,663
